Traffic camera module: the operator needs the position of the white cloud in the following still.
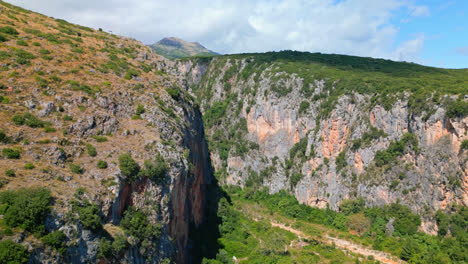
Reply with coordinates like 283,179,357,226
6,0,425,63
408,5,430,17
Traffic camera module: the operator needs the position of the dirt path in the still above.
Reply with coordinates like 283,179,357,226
270,221,405,264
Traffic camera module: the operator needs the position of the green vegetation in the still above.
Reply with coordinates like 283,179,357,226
118,153,140,181
0,26,19,35
69,163,83,174
120,207,161,252
12,112,48,128
71,200,102,230
140,155,168,183
24,162,35,170
0,240,29,264
41,230,67,254
97,160,108,169
374,133,419,167
15,49,36,64
204,100,229,128
44,127,56,133
461,140,468,151
92,135,108,142
335,151,346,172
445,98,468,118
98,235,128,259
16,39,28,46
2,147,20,159
206,186,467,264
0,188,52,233
86,143,97,157
0,130,10,143
166,86,181,100
5,169,15,177
351,126,388,151
298,101,310,114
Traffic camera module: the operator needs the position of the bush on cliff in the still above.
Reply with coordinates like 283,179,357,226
0,188,52,234
0,240,29,264
118,153,140,181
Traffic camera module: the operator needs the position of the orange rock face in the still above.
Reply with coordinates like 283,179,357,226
321,118,349,159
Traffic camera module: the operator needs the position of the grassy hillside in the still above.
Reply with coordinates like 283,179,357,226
0,1,192,262
149,37,217,59
202,186,467,264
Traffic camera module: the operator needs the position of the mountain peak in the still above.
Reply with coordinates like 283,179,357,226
149,37,218,59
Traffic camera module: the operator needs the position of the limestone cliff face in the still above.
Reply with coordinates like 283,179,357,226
175,57,467,234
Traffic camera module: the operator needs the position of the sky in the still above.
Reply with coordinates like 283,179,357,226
6,0,468,69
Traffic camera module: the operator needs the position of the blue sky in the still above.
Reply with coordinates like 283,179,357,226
391,0,467,68
6,0,468,69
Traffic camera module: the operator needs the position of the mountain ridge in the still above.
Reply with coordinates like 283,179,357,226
149,37,218,59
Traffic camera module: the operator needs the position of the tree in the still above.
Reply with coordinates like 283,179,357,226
0,188,52,233
346,213,371,234
400,239,420,261
118,153,140,181
0,240,29,263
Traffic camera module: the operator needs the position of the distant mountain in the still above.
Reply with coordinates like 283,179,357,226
149,37,218,59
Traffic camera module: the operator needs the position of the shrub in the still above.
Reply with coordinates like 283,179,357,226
0,240,29,264
44,127,56,133
335,151,346,172
0,26,19,35
346,213,371,234
93,135,108,142
5,169,15,177
32,42,40,46
12,113,46,128
121,207,161,244
136,104,145,115
446,99,468,118
16,39,28,46
298,101,310,114
461,140,468,151
86,144,97,157
41,230,67,254
0,34,6,42
24,163,35,170
39,48,51,55
140,155,168,183
124,68,140,80
166,86,180,100
339,198,365,215
0,130,9,143
72,201,102,230
63,115,73,121
15,49,36,65
98,238,112,258
290,173,302,188
2,148,20,159
97,160,108,169
118,153,140,181
12,114,25,125
70,163,83,174
0,188,52,233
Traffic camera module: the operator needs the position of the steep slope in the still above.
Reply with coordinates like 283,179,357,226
149,37,218,59
175,51,468,234
0,2,216,263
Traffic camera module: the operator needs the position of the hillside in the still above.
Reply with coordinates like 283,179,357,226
149,37,217,59
0,2,216,263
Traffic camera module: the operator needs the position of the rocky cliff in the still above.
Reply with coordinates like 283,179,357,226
175,53,468,234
